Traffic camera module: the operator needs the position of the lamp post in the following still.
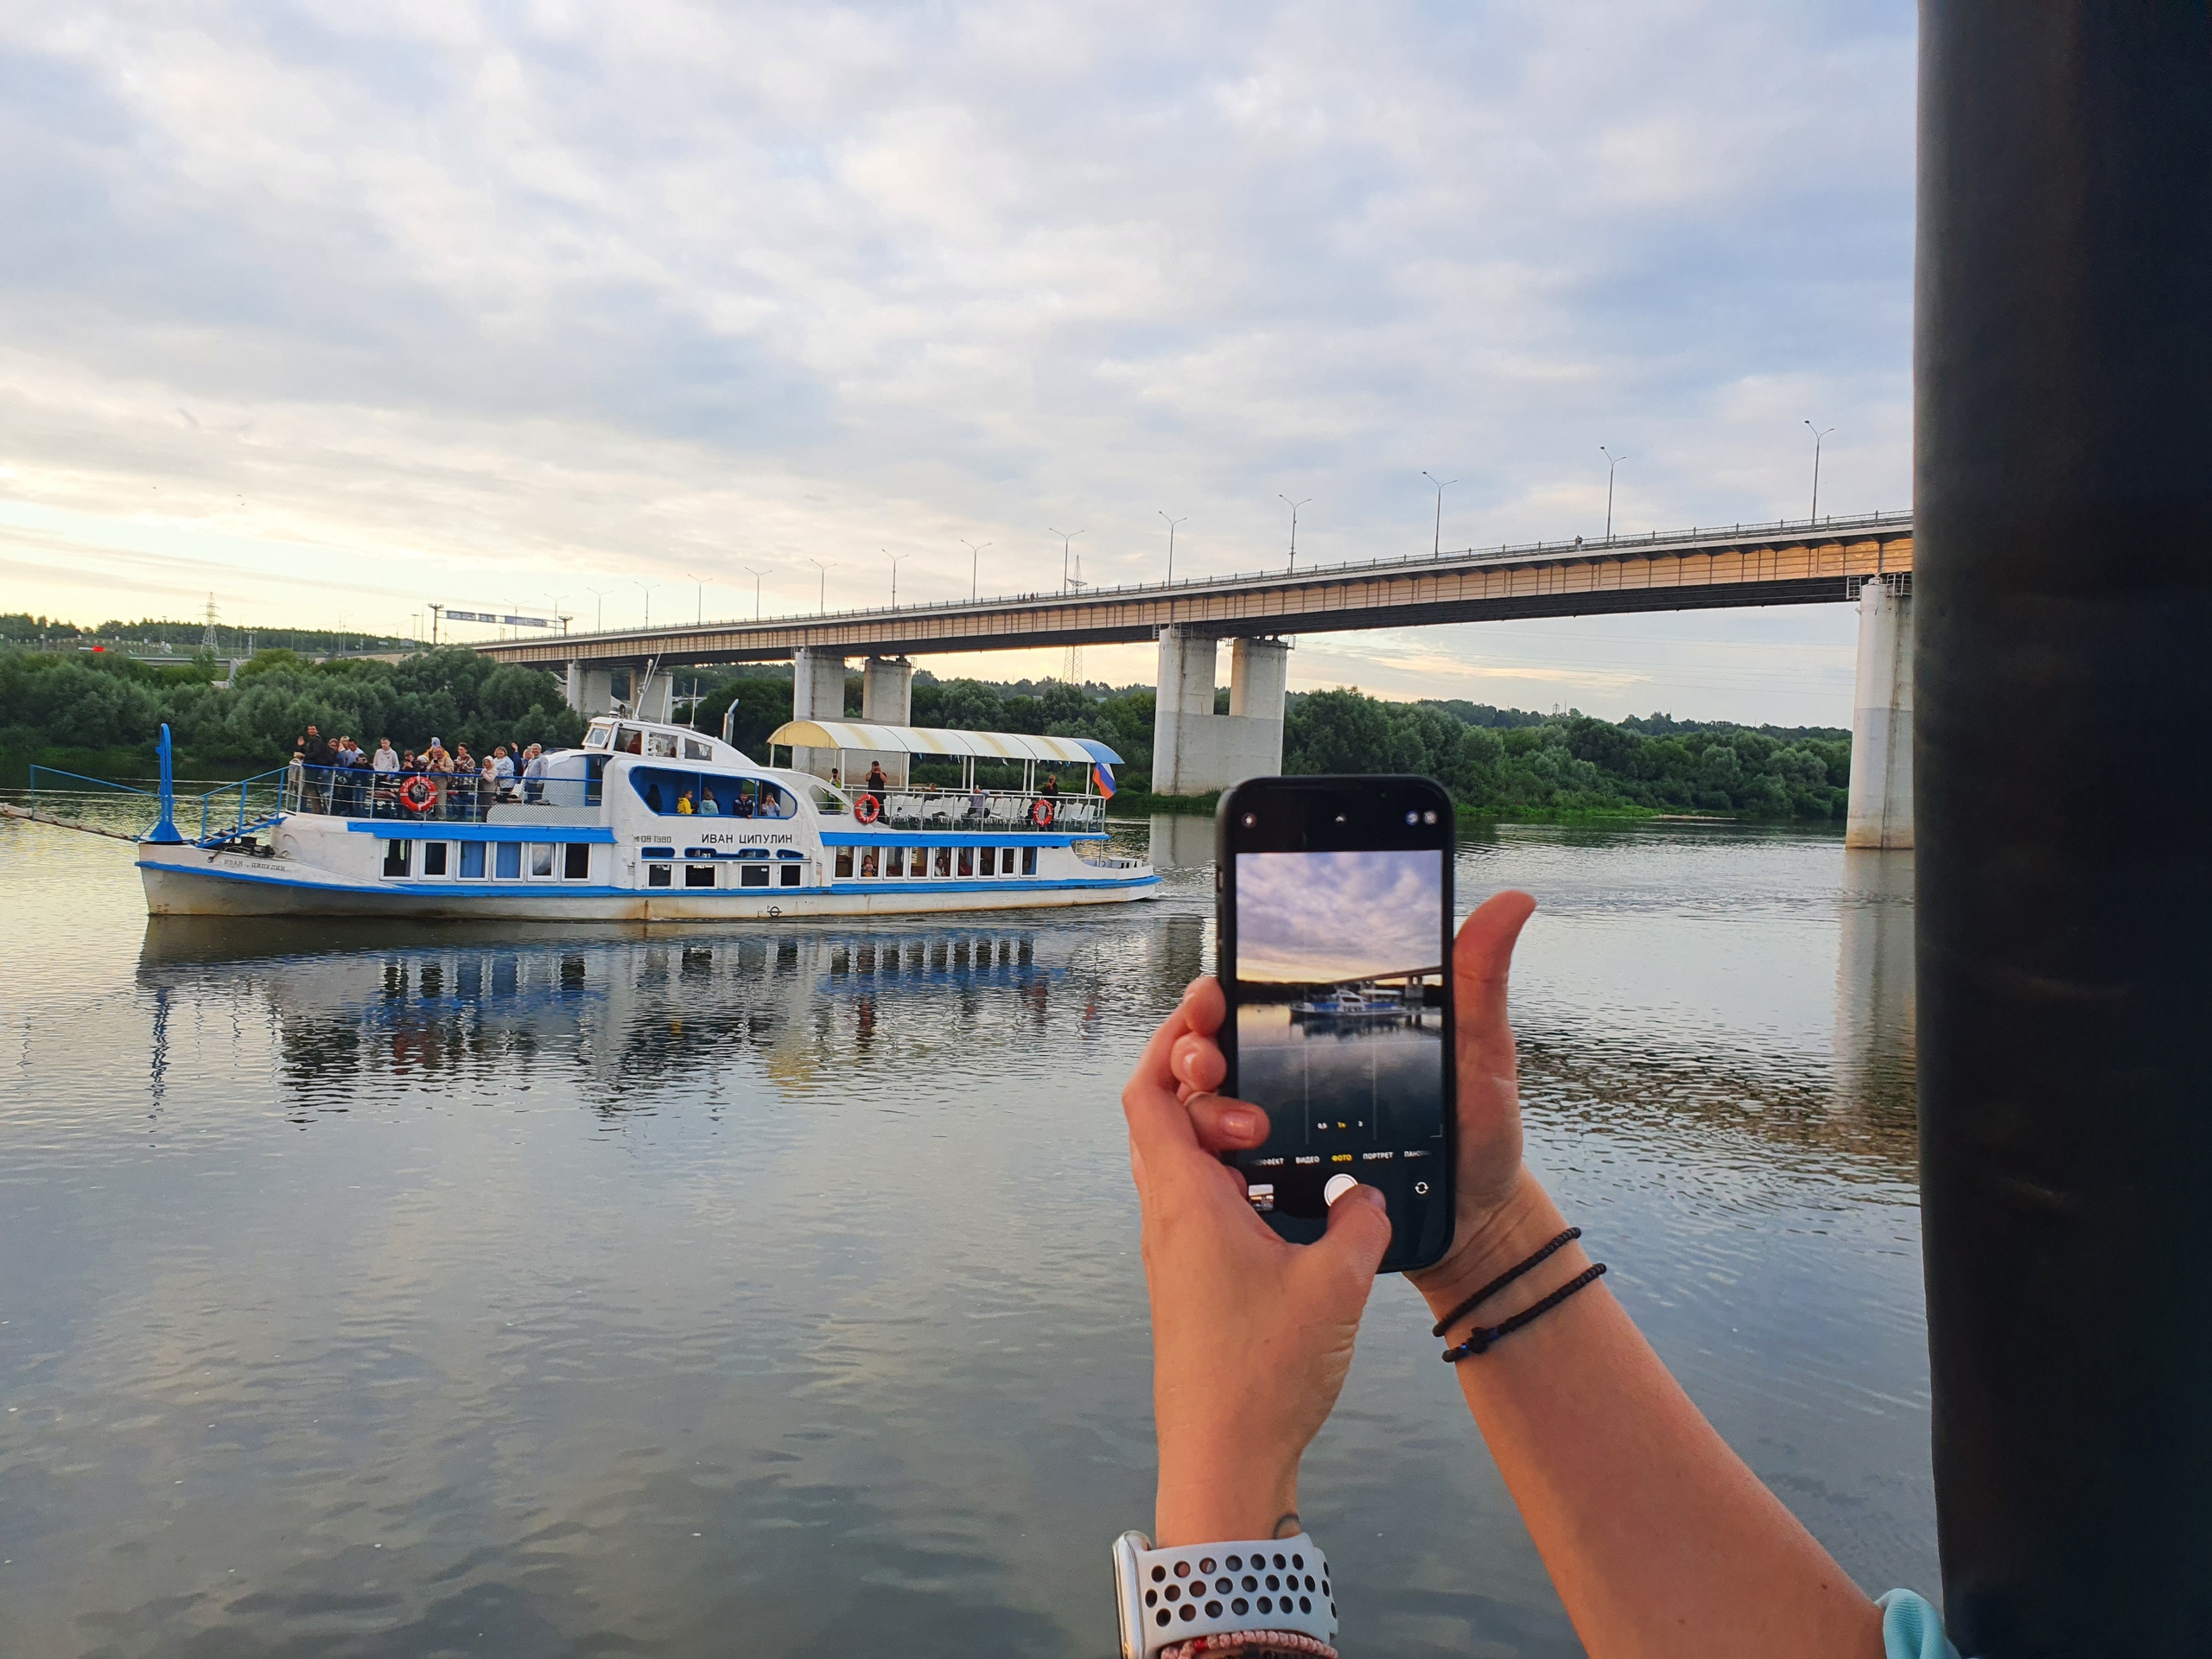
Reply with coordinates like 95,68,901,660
543,594,570,636
1599,448,1627,541
1805,422,1836,522
587,588,614,632
1049,527,1084,594
884,548,910,607
634,580,658,629
742,566,769,621
1159,512,1187,582
808,557,832,614
685,571,709,626
1422,472,1457,559
962,539,990,601
1279,496,1311,571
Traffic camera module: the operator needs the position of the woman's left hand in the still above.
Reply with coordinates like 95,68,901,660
1124,976,1393,1545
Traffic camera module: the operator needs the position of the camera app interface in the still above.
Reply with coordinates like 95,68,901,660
1230,848,1447,1236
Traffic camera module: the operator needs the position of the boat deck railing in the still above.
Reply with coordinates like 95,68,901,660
842,785,1107,833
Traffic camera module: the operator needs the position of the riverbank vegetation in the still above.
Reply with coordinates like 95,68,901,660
0,645,579,781
3,636,1847,824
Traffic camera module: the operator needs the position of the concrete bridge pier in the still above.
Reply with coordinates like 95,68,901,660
789,646,849,779
857,657,914,785
1844,576,1913,849
1151,626,1288,796
565,660,674,722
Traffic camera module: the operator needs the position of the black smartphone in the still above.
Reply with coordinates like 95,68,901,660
1215,774,1456,1274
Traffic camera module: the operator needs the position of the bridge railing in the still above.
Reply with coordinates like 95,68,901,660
525,509,1914,645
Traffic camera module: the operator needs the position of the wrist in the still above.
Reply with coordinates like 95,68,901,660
1407,1170,1573,1324
1154,1446,1300,1547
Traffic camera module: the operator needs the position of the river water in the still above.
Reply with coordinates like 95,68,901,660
0,813,1928,1657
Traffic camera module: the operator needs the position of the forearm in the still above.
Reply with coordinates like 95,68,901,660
1419,1174,1883,1659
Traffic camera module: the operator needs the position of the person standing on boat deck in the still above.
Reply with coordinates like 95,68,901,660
453,746,477,821
477,753,499,820
699,790,721,816
969,780,989,822
865,760,888,792
521,745,547,804
676,791,695,816
372,737,399,817
492,746,516,800
302,726,332,810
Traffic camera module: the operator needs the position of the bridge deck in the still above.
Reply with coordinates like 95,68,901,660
479,513,1912,666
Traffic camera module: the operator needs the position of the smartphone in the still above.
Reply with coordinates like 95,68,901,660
1215,775,1456,1274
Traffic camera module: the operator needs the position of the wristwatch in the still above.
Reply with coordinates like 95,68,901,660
1112,1530,1338,1657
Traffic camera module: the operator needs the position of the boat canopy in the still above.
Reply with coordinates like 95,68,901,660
765,720,1121,766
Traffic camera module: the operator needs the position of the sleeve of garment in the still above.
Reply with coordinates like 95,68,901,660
1878,1589,1962,1659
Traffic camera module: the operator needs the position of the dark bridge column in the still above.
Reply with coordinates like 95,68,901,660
1917,6,2212,1655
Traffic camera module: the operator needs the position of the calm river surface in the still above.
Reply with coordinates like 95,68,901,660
0,814,1928,1657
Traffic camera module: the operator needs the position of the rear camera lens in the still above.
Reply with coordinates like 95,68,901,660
1240,812,1257,829
1404,810,1419,825
1423,810,1438,824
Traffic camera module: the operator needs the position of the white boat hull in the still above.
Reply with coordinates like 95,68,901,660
138,848,1157,920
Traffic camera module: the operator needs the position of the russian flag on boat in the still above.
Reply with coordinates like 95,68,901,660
1074,738,1118,801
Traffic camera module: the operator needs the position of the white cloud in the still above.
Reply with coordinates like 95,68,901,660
0,0,1912,721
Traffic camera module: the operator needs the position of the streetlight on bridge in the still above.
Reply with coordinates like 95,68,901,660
884,548,910,607
1599,448,1628,541
1279,495,1311,571
588,588,614,632
1805,422,1836,523
1049,527,1084,594
808,557,834,614
543,594,571,636
635,580,658,629
742,566,770,621
1159,512,1187,582
962,539,990,601
1421,472,1458,558
684,572,709,626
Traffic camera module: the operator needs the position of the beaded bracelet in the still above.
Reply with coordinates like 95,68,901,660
1428,1226,1584,1340
1440,1262,1609,1362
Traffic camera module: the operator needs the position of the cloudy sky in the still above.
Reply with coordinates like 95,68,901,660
1236,849,1443,984
0,1,1914,721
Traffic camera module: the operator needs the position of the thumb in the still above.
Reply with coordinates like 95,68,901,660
1310,1179,1393,1281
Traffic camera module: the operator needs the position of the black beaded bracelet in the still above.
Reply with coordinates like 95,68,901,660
1428,1226,1584,1340
1440,1262,1608,1362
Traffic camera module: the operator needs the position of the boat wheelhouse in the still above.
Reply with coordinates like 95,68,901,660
134,715,1156,919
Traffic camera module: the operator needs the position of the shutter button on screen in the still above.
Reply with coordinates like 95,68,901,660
1323,1173,1358,1207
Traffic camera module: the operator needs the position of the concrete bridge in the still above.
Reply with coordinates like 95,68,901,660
476,511,1915,846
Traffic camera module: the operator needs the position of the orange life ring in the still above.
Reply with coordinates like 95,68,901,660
854,792,882,824
1029,797,1057,828
400,775,436,815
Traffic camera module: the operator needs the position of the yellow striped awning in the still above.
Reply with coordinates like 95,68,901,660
765,721,1116,765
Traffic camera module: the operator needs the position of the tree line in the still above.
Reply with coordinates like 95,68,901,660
0,646,580,774
3,641,1849,823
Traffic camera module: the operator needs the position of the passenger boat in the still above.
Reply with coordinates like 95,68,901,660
1288,987,1413,1022
134,715,1156,919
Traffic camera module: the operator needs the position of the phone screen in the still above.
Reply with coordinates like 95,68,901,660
1217,777,1455,1273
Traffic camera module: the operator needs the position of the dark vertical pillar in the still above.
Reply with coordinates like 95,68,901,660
1917,7,2212,1655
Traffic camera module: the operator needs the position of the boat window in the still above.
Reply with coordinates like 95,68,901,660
979,848,995,877
647,732,678,758
860,848,879,877
741,865,770,887
382,840,410,878
957,847,974,877
459,841,486,879
648,863,672,887
584,724,613,751
496,842,522,880
563,843,590,880
531,844,556,878
683,863,715,888
933,847,952,877
835,848,855,879
630,767,795,818
807,781,848,815
1021,847,1038,875
883,846,905,877
423,842,450,877
1001,847,1015,874
614,726,645,754
779,864,801,887
683,738,711,760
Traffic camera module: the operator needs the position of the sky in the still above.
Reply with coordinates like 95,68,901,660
1235,849,1443,984
0,1,1916,723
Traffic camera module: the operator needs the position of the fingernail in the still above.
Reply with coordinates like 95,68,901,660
1221,1108,1258,1139
1324,1173,1359,1207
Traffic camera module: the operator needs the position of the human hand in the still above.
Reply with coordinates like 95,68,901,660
1123,976,1393,1546
1402,889,1552,1318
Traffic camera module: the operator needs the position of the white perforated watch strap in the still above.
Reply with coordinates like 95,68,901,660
1125,1534,1337,1656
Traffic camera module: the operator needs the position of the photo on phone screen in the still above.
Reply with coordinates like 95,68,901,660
1218,779,1455,1273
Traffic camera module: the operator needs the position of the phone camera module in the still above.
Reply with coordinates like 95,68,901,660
1403,810,1419,826
1240,811,1258,829
1423,810,1439,824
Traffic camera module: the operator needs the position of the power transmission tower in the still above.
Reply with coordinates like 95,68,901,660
201,595,219,653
